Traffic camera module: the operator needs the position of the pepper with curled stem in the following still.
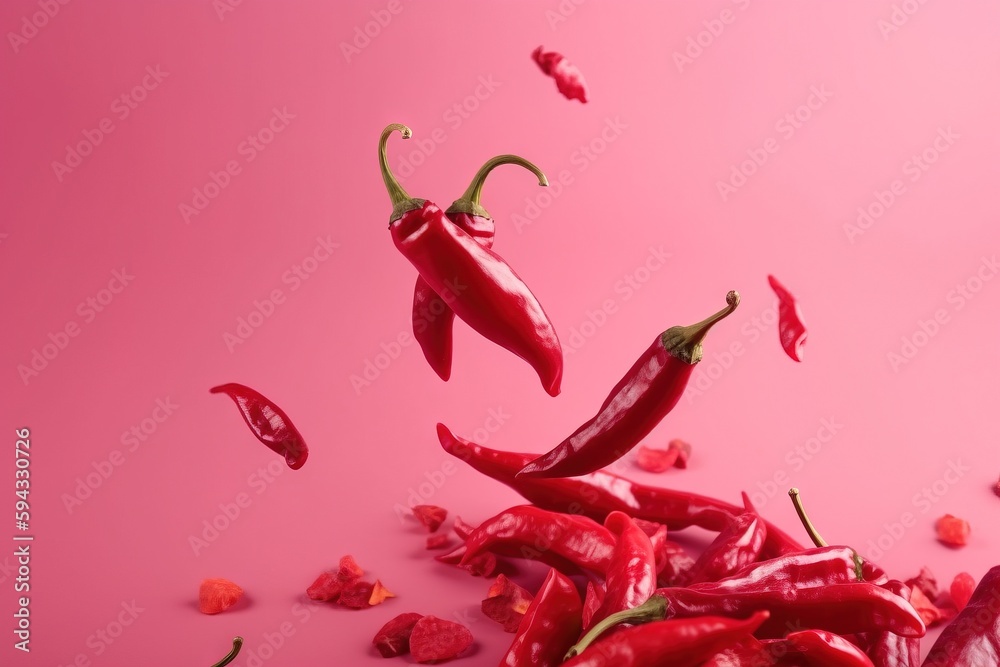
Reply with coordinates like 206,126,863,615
209,637,242,667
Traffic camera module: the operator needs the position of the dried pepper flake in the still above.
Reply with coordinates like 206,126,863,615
767,275,807,362
338,554,364,581
905,566,939,600
462,551,498,578
636,445,679,473
369,580,396,606
935,514,971,547
410,615,474,663
426,534,451,550
198,578,244,615
338,580,375,609
951,572,977,611
532,46,589,103
668,439,692,468
306,571,343,602
413,505,448,532
372,612,424,658
481,574,534,632
909,586,946,626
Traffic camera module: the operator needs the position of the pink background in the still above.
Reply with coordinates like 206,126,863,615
3,0,1000,664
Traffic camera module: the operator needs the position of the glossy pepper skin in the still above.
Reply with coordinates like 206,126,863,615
437,424,805,556
501,568,582,667
864,581,920,667
684,509,767,585
922,565,1000,666
517,291,740,478
561,611,770,667
210,383,308,469
586,512,657,630
777,630,876,666
380,124,563,395
413,155,548,381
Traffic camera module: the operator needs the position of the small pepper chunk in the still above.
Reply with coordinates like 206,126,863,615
935,514,971,547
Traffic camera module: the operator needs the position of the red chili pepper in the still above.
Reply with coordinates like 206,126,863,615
532,46,589,103
582,581,605,629
657,540,696,588
210,383,308,469
500,568,583,667
413,155,548,381
452,505,615,576
767,274,807,362
437,424,805,556
863,581,920,667
684,509,767,584
586,512,657,630
922,565,1000,666
517,291,740,478
380,124,563,395
564,610,770,667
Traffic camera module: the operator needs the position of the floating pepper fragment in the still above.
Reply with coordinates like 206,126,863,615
409,615,474,663
767,275,807,362
199,578,244,615
935,514,970,547
668,439,692,468
481,574,534,632
369,580,396,606
426,534,451,550
636,445,678,472
209,383,308,469
532,46,589,103
909,586,947,627
905,565,939,600
372,612,423,658
412,505,448,532
951,572,976,611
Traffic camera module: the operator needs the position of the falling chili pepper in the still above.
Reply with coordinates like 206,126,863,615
380,124,563,396
209,637,243,667
532,46,589,103
517,291,741,478
585,511,657,631
922,565,1000,666
500,568,582,667
437,424,805,556
414,154,548,381
209,383,308,469
767,274,807,362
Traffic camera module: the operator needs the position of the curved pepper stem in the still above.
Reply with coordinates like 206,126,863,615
210,637,243,667
661,290,741,364
789,488,865,581
379,123,425,224
446,155,549,219
564,595,668,660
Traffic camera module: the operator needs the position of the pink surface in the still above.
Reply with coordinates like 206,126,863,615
3,0,1000,664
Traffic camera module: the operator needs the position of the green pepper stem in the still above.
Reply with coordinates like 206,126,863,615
210,637,243,667
378,123,424,224
788,488,828,547
564,595,668,660
446,155,548,219
661,290,741,364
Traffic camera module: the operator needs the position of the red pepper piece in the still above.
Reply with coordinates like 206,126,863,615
412,505,447,533
369,580,395,606
531,46,589,103
198,578,244,615
581,581,605,629
457,505,615,576
669,438,692,468
426,533,451,550
338,580,375,609
905,565,939,600
414,155,548,381
564,611,770,667
994,475,1000,498
380,124,563,396
501,568,582,667
518,292,741,478
636,445,679,472
910,585,947,627
372,612,424,658
437,424,804,556
209,383,308,469
337,554,364,581
767,274,807,362
586,512,657,630
685,510,767,584
481,574,534,632
922,565,1000,666
409,615,474,663
863,581,921,667
461,551,497,578
935,514,970,546
306,571,342,602
951,572,976,611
